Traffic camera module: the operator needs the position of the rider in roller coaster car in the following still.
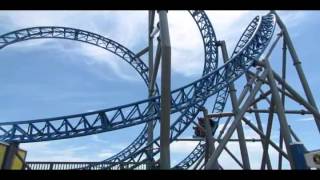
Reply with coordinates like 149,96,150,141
193,117,218,138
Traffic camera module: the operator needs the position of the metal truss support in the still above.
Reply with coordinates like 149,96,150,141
159,10,171,170
245,68,273,170
207,67,262,169
264,58,295,168
272,72,320,121
279,35,287,170
244,73,272,169
147,10,155,170
219,40,251,169
247,109,311,115
205,68,269,169
272,11,320,133
260,96,274,169
241,116,289,159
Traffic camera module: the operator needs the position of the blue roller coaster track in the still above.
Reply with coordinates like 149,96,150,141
0,10,277,169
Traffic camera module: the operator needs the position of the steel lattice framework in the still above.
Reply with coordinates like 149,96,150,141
0,10,319,170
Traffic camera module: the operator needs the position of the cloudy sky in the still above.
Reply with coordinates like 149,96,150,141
0,10,319,169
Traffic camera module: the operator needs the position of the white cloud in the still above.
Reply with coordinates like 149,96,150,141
278,10,308,28
170,141,198,154
0,11,259,79
0,10,308,79
91,134,109,144
20,141,93,162
98,150,114,159
0,11,146,81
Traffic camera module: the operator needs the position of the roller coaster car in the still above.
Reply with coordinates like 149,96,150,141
193,117,218,138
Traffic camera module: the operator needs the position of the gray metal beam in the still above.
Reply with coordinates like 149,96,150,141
272,11,320,132
265,58,294,168
147,10,155,170
220,40,251,169
135,47,149,59
247,109,311,115
272,71,320,121
205,69,269,169
246,70,272,169
260,96,274,170
150,40,161,92
242,116,289,159
204,112,235,118
279,35,287,170
159,10,171,169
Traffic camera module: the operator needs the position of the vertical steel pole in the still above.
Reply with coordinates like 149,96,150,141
219,41,251,169
147,10,155,170
279,36,287,170
260,96,275,169
272,11,320,132
158,10,171,169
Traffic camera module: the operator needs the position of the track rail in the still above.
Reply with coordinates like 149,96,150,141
0,12,276,170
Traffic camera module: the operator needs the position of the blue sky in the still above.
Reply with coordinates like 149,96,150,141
0,10,319,169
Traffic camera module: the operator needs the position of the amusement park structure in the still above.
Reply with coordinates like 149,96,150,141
0,10,319,170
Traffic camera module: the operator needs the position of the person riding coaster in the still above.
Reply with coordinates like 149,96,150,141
193,117,219,138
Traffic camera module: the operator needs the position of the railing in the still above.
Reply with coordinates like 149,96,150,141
26,161,147,170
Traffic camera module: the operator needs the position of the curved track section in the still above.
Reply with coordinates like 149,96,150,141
0,10,219,168
81,10,219,168
0,26,163,142
0,11,219,144
89,13,276,170
0,27,154,90
0,26,167,166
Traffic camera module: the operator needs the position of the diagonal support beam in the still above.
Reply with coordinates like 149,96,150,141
219,40,251,169
135,47,149,59
264,58,294,168
272,11,320,132
260,96,275,170
205,69,269,169
242,117,289,159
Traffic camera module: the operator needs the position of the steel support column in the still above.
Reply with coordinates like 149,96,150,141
219,40,251,169
260,96,275,169
279,36,287,170
159,10,171,170
147,10,155,170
